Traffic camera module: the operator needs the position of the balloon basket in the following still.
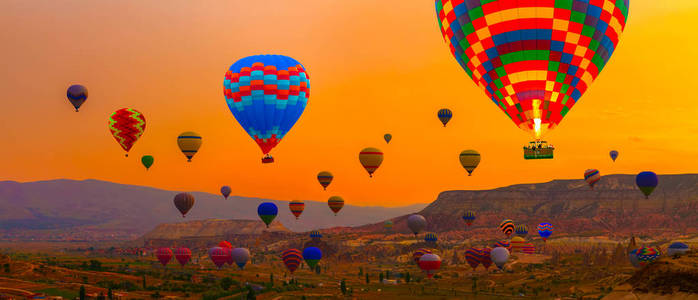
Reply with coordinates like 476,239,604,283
523,140,554,160
262,154,274,164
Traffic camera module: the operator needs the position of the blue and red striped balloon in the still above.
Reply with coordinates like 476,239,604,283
282,248,302,273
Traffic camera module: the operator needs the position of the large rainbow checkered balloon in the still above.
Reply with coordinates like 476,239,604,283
436,0,629,138
223,55,310,159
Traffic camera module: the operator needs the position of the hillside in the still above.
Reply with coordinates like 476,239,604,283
358,174,698,238
0,179,427,240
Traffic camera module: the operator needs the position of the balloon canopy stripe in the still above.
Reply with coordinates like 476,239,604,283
436,0,628,132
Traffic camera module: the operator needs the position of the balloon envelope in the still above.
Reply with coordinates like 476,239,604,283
223,54,310,160
177,132,202,162
141,155,154,170
282,249,302,273
220,186,231,199
437,108,452,127
108,108,146,155
636,171,658,198
465,247,482,270
491,247,510,269
359,148,384,177
459,150,481,176
156,247,173,267
628,249,640,268
67,84,88,112
435,0,629,139
424,232,437,243
480,247,492,269
538,223,553,241
667,242,689,256
383,133,392,144
407,214,427,235
289,200,305,219
499,219,515,237
209,247,230,268
584,169,601,189
462,211,476,226
317,171,333,190
636,247,660,266
231,248,250,269
328,196,344,215
257,202,278,228
610,150,619,162
174,247,191,266
173,193,195,217
418,253,442,278
413,248,432,264
303,247,322,269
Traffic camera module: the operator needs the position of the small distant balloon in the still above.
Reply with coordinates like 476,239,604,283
515,224,528,237
289,200,305,219
667,242,689,256
174,247,191,266
303,247,322,270
209,247,230,269
317,171,333,190
108,108,146,157
282,248,302,273
491,247,510,269
465,247,482,270
257,202,278,228
220,186,231,199
437,108,452,127
231,248,250,270
384,134,392,144
636,247,661,266
359,148,384,177
407,214,427,236
610,150,619,162
413,248,432,264
459,150,481,176
499,219,514,237
636,171,658,199
480,247,492,269
177,132,202,162
538,223,553,241
327,196,344,216
462,211,476,226
418,253,441,278
67,84,88,112
156,247,173,267
173,193,195,218
424,232,437,244
141,155,154,170
584,169,601,189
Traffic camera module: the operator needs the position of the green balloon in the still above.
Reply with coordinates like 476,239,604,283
141,155,154,170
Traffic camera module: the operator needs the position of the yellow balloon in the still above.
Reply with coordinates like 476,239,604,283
459,150,480,176
359,147,384,178
177,132,202,162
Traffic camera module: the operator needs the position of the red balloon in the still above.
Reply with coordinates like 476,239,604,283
418,253,442,279
209,247,230,269
174,247,192,266
156,247,173,267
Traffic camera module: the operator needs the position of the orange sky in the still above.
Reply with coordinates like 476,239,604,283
1,1,697,207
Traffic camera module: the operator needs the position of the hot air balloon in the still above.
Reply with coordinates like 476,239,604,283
67,84,88,112
384,134,392,144
209,247,230,269
359,148,384,177
491,247,510,269
310,230,322,240
384,220,394,231
465,247,482,270
282,248,302,273
317,171,333,190
636,171,658,199
522,243,536,254
141,155,154,170
289,200,305,219
424,232,438,244
407,214,427,236
220,186,231,200
413,248,433,264
418,253,442,279
231,248,250,269
538,223,553,241
667,242,689,256
173,193,195,218
493,240,511,251
257,202,278,228
584,169,601,189
156,247,173,267
108,108,146,157
459,150,481,176
499,219,515,237
636,247,660,266
174,247,192,266
218,241,233,249
462,211,476,226
223,54,310,163
303,247,322,270
328,196,344,215
628,249,640,268
515,224,528,237
437,108,452,127
480,247,492,270
177,132,202,162
435,0,629,146
510,237,526,253
610,150,619,162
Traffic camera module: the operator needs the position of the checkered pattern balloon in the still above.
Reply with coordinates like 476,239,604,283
436,0,629,136
223,55,310,155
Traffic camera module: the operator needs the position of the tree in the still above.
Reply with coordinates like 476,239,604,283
472,276,478,292
385,270,390,279
142,274,147,289
220,277,234,290
358,266,363,277
340,279,347,295
270,273,274,287
315,265,321,274
108,288,113,300
365,273,369,284
79,285,85,300
379,272,384,283
405,272,411,283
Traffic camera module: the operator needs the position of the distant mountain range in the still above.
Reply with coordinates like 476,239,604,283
357,174,698,239
0,179,427,241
